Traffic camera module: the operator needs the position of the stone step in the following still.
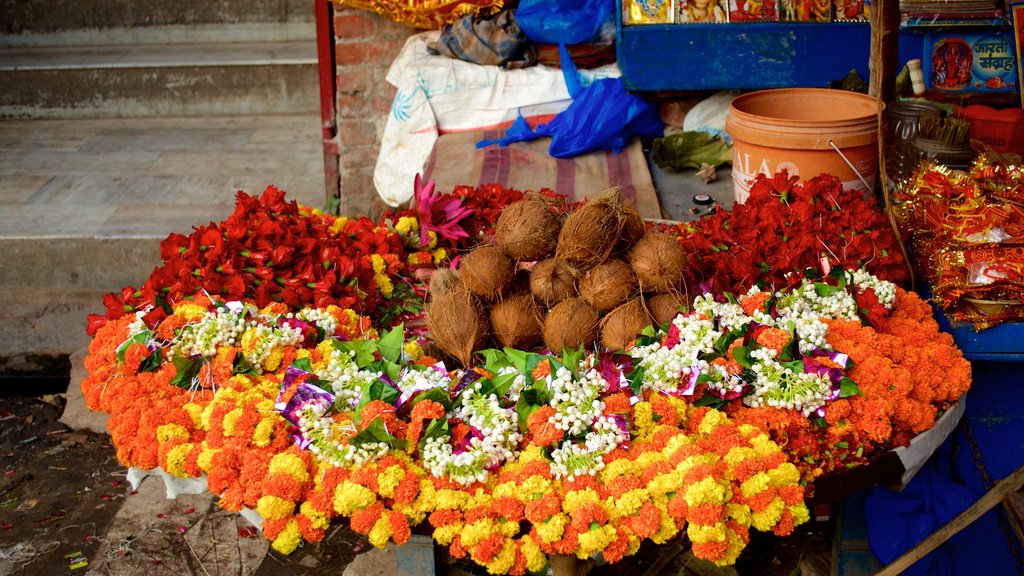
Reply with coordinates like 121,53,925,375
2,0,313,44
0,40,319,118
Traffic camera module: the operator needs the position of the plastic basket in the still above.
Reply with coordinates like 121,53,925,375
959,105,1024,155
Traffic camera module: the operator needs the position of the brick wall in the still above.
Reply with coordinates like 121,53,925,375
333,8,415,217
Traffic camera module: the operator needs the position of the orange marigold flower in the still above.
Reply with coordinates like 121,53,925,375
472,534,506,564
526,406,563,446
602,392,631,415
740,291,772,316
755,327,791,355
602,527,631,564
449,535,468,559
390,510,412,545
492,496,526,523
350,502,385,534
688,503,728,526
532,359,551,381
525,493,562,523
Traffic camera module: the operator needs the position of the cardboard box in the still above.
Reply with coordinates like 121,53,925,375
924,30,1018,92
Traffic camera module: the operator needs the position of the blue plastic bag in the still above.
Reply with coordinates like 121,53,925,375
514,0,613,45
477,45,663,158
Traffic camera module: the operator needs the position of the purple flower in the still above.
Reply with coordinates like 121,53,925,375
803,348,850,401
275,366,335,427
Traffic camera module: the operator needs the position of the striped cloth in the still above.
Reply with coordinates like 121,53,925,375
423,130,663,220
428,10,537,69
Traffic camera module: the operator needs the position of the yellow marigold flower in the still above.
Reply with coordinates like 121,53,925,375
433,523,463,546
263,346,284,372
651,502,679,544
562,488,601,515
377,465,405,499
368,516,393,548
375,273,394,298
750,433,780,457
741,472,772,498
300,501,330,530
751,499,785,531
632,402,655,437
768,463,801,486
252,417,275,447
521,536,547,573
435,488,470,511
296,348,312,361
395,216,418,235
469,488,493,512
165,443,193,478
614,489,649,518
688,521,727,544
182,403,204,428
173,303,207,321
240,328,258,352
636,450,665,470
578,525,617,558
697,409,729,435
156,423,190,444
536,513,569,544
271,519,302,555
411,479,436,515
461,519,496,547
257,495,296,520
370,254,387,275
328,216,348,236
481,540,517,574
432,247,446,264
334,481,376,516
520,476,553,500
648,470,683,498
723,446,757,469
222,408,243,437
727,503,752,527
790,504,810,526
403,342,424,362
270,453,309,483
601,458,641,482
425,230,438,249
718,532,747,566
661,433,690,458
627,533,643,556
685,477,729,507
664,395,691,422
197,445,216,472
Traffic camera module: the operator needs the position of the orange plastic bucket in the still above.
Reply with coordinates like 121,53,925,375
726,88,881,204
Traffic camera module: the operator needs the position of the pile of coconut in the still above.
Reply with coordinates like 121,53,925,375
425,188,689,366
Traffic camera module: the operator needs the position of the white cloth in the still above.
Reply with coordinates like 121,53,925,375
374,31,620,206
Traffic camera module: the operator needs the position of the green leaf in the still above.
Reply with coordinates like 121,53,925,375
378,324,405,364
170,355,204,389
560,347,584,376
418,418,450,454
116,332,151,364
291,357,314,373
840,376,862,398
731,345,755,370
355,378,400,421
351,416,407,450
515,389,545,433
381,360,402,385
503,348,531,375
138,348,162,373
724,292,739,305
480,348,511,373
814,283,839,298
781,360,805,374
491,371,519,398
627,366,645,397
409,386,450,411
333,339,377,367
232,354,261,376
693,394,725,409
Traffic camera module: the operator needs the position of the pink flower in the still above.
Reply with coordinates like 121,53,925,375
414,174,474,247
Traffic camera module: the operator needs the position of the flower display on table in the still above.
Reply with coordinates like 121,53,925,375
79,172,972,575
894,158,1024,328
81,257,968,573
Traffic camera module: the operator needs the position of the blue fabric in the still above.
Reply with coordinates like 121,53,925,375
864,436,1019,575
477,44,663,158
514,0,613,45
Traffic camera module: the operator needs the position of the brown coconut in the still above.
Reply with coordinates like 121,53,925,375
543,298,600,354
458,245,515,301
494,194,561,261
428,268,464,300
490,292,543,350
555,188,625,271
579,260,638,313
426,288,488,367
629,233,688,293
646,292,689,326
600,299,652,351
530,257,578,307
616,205,647,253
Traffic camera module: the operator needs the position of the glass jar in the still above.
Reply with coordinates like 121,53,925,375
913,136,975,170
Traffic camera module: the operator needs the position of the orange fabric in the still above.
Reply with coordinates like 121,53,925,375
333,0,503,30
